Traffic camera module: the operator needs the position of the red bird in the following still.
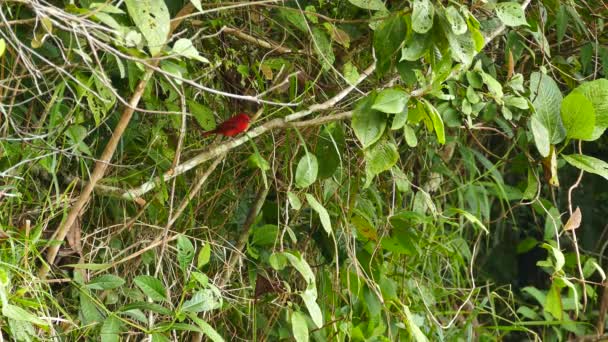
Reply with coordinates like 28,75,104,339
202,113,251,137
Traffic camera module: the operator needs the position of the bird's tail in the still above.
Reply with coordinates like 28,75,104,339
202,130,216,137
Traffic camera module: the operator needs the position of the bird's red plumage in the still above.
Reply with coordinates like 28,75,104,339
203,113,251,137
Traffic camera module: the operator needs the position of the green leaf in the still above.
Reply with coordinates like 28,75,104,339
187,313,225,342
403,305,429,342
197,243,211,268
560,92,595,140
348,0,386,11
2,304,47,326
352,94,387,148
277,8,307,32
372,88,410,114
442,23,476,65
287,191,302,210
100,316,123,342
177,235,195,272
284,252,315,284
445,6,467,35
545,282,563,320
315,123,345,179
412,0,434,34
495,2,528,27
295,152,319,188
562,154,608,180
422,100,445,144
86,275,126,290
479,70,504,101
251,224,279,246
171,38,209,63
530,72,566,147
300,285,323,328
364,140,399,177
119,302,172,316
181,290,221,313
530,116,550,157
572,79,608,129
312,27,334,71
291,311,309,342
305,194,332,235
403,125,418,147
125,0,170,55
187,101,215,131
400,33,431,62
374,15,407,75
392,105,409,130
134,275,168,302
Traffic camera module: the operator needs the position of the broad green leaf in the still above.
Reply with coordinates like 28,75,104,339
269,253,288,270
541,243,565,272
197,243,211,268
545,282,563,320
312,27,334,71
277,8,307,32
305,194,332,235
572,79,608,129
391,106,409,130
343,62,360,85
531,116,550,157
171,38,209,63
86,275,125,290
80,290,103,324
403,305,429,342
495,2,528,27
562,154,608,180
134,275,168,302
181,290,221,313
403,125,418,147
125,0,169,56
348,0,386,11
412,0,434,34
301,285,323,328
284,252,315,284
374,15,407,75
291,311,309,342
251,224,279,246
400,33,431,62
2,304,47,326
445,6,467,34
442,22,476,65
100,316,123,342
530,72,566,146
188,101,215,131
177,235,195,272
560,92,595,140
352,94,387,148
295,152,319,188
287,191,302,210
479,70,504,101
364,140,399,176
315,123,345,179
372,88,409,114
248,152,270,171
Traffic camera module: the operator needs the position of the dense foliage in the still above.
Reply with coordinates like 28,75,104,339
0,0,607,341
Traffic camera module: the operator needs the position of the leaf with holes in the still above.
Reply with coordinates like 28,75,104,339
412,0,434,34
125,0,170,56
495,2,528,27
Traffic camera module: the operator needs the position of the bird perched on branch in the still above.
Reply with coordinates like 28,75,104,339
202,113,251,137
